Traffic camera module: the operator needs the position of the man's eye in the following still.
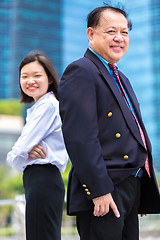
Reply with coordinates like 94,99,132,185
122,31,128,35
107,30,115,34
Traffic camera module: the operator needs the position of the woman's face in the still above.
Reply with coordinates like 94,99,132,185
20,61,49,102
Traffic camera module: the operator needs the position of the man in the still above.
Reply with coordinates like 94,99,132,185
31,5,160,240
58,5,160,240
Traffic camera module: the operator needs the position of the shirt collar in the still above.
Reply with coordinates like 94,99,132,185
27,92,54,113
89,47,118,70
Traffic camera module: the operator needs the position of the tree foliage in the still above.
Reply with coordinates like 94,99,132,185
0,161,71,200
0,99,24,116
0,167,24,200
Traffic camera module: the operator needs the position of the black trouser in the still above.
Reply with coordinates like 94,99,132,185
76,175,141,240
23,164,65,240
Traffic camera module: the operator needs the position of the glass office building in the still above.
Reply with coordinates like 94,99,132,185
1,0,160,171
0,1,14,99
119,1,160,171
62,0,160,172
0,0,62,98
150,0,160,171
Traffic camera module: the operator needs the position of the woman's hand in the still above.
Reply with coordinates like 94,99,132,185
28,144,46,159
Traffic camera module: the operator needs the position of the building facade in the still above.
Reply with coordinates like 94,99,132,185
119,0,160,172
0,0,62,99
0,0,160,171
150,0,160,171
0,0,14,99
62,0,160,172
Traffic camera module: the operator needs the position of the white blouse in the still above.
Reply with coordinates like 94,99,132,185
7,92,68,173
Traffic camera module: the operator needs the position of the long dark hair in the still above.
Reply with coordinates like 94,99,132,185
19,52,59,103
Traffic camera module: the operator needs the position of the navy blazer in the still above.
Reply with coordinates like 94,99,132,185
59,49,160,215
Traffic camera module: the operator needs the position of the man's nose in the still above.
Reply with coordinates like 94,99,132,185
114,32,124,41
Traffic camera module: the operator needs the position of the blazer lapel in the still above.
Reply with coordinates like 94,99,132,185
119,71,152,153
118,71,141,118
84,49,146,150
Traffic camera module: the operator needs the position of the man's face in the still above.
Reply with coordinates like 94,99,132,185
87,10,129,64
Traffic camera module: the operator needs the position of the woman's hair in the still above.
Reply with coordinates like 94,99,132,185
19,52,59,103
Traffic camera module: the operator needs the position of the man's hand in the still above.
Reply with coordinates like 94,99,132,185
92,193,120,218
28,144,46,159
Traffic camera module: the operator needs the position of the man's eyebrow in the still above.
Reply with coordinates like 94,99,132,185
106,26,128,30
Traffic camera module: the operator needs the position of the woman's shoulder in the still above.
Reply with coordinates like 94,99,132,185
38,92,58,106
32,92,58,116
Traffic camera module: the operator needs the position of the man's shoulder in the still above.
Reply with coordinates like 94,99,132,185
68,55,91,67
65,54,99,74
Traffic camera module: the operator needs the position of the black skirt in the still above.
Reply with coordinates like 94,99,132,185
23,164,65,240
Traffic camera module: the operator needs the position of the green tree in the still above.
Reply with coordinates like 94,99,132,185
0,99,23,116
0,166,24,199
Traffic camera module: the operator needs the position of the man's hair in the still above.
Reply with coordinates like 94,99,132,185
87,5,132,30
19,52,59,103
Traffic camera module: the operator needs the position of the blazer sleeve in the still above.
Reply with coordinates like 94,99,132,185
59,60,114,200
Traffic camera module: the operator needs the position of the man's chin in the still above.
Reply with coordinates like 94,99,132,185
110,54,125,63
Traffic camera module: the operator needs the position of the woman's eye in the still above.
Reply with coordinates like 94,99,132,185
21,76,27,79
35,75,41,78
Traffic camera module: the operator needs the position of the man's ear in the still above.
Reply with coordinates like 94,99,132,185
86,27,94,41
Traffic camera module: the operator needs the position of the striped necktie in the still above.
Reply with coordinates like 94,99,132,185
108,63,150,177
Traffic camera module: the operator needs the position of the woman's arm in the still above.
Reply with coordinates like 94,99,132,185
7,101,59,171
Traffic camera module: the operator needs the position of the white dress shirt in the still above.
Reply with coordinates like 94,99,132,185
7,92,68,173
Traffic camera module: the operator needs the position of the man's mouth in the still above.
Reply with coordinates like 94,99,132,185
111,46,123,49
110,46,123,52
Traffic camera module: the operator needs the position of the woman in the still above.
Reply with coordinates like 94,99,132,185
7,52,68,240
